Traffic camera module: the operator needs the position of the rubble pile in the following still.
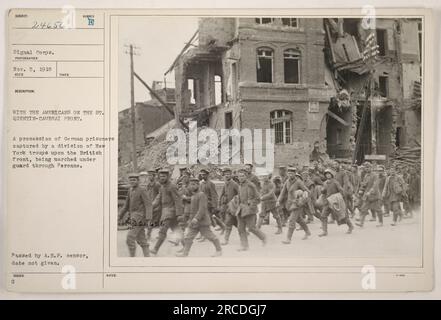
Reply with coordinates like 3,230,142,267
119,138,174,179
391,146,421,169
119,125,241,180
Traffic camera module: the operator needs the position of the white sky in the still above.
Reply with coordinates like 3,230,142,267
118,16,199,111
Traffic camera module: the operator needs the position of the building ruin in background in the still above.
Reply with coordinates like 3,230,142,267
169,17,422,166
118,82,175,165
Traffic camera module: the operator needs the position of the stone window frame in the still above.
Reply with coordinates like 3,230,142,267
283,48,301,84
256,46,275,83
270,109,293,145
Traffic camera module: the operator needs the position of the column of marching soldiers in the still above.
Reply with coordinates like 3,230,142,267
118,161,420,257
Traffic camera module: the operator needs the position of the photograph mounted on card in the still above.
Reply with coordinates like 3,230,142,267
5,7,434,293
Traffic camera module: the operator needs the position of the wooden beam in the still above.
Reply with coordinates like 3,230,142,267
134,72,189,131
326,110,350,126
164,29,199,76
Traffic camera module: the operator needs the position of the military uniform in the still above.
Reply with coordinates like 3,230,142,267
178,182,192,233
335,168,353,215
398,170,412,217
177,188,222,257
200,178,219,214
176,167,190,186
258,179,283,233
408,171,420,212
382,172,405,225
278,176,299,225
307,179,323,220
279,175,311,243
201,175,224,230
349,167,361,214
119,182,153,257
219,175,240,245
310,148,322,163
248,173,262,192
279,174,288,186
151,177,183,254
319,169,354,236
300,176,315,223
145,179,162,239
356,168,382,227
237,179,267,250
378,171,390,216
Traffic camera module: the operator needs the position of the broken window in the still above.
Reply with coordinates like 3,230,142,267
378,76,388,97
270,110,292,144
281,18,298,28
225,111,233,129
255,18,275,24
231,62,237,100
376,29,387,56
214,75,222,105
187,79,196,104
257,47,273,83
284,49,300,84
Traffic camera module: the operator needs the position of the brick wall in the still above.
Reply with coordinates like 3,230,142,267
240,99,328,167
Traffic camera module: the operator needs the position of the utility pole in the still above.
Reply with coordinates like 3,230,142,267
133,72,188,131
125,44,140,172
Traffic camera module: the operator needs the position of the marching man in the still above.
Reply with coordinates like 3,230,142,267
318,168,354,237
199,168,224,233
218,167,240,245
355,163,383,228
278,167,311,244
150,169,183,255
237,168,267,251
118,173,153,257
257,170,283,234
176,177,222,257
144,169,161,241
382,167,405,226
245,163,262,192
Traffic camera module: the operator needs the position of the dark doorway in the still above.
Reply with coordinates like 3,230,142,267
225,111,233,129
376,106,393,157
376,29,387,56
326,106,353,159
378,76,388,97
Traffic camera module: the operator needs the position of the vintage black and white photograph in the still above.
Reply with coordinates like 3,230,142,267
116,16,422,259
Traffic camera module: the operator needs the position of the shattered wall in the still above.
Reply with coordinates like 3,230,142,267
327,18,422,161
118,102,174,165
172,17,422,166
396,19,421,147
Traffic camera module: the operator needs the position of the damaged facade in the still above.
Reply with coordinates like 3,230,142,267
118,81,175,164
171,17,422,166
324,18,422,164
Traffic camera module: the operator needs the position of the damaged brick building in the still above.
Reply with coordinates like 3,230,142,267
169,17,422,166
118,81,175,164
